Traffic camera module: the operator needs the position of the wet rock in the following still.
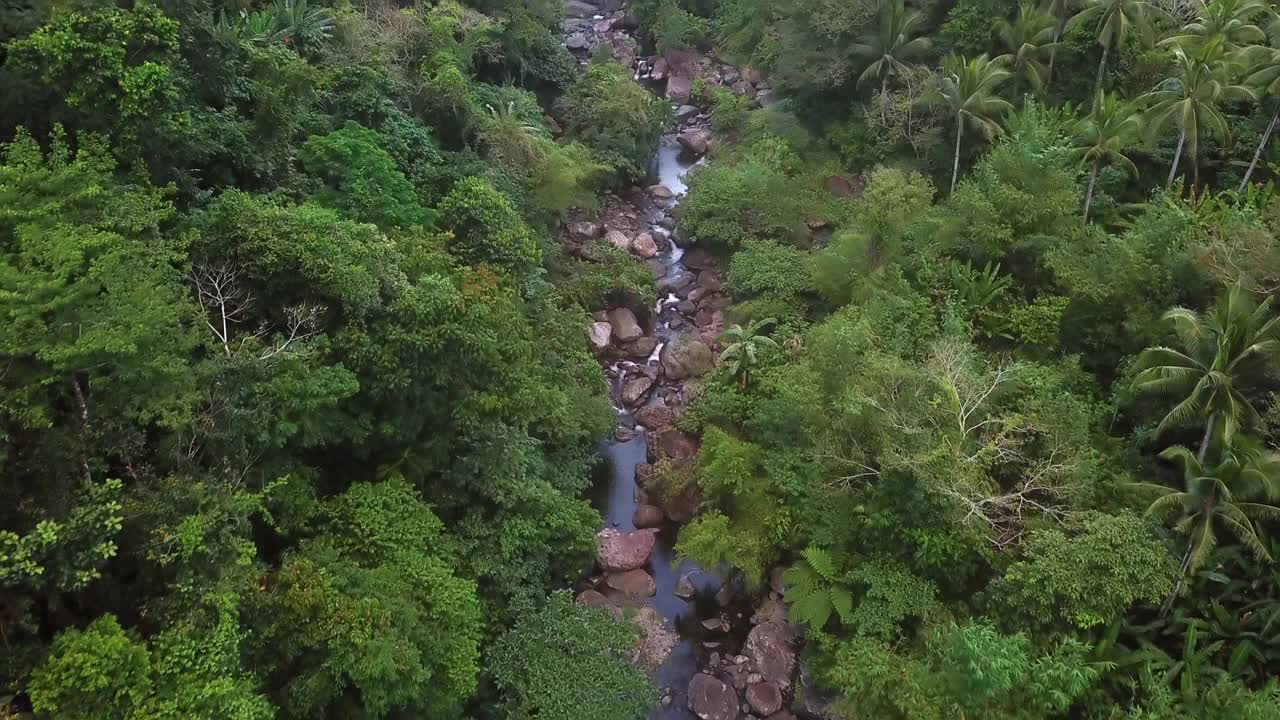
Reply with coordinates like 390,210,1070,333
688,286,710,303
678,128,712,158
687,673,738,720
757,89,781,106
631,606,679,673
701,617,723,631
731,80,755,97
674,573,697,598
606,228,632,251
605,568,657,597
632,232,658,258
657,270,695,292
660,338,714,380
607,307,643,343
634,404,674,428
623,375,654,406
625,336,659,359
566,31,589,50
683,248,719,270
633,503,665,528
667,75,692,104
595,527,657,572
615,426,637,441
564,0,598,18
588,321,612,355
651,57,669,80
676,300,697,315
745,622,796,693
676,104,700,120
648,184,675,199
651,428,699,462
659,215,678,230
635,462,655,488
699,272,723,291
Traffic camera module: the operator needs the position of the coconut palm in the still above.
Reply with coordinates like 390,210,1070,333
1045,0,1078,89
931,55,1016,194
1070,0,1167,94
1073,91,1142,223
996,2,1059,100
1239,45,1280,191
1133,284,1280,459
851,0,932,121
719,318,779,390
1142,41,1255,188
1160,0,1270,53
1135,433,1280,581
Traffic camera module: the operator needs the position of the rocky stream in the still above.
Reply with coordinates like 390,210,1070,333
556,3,803,719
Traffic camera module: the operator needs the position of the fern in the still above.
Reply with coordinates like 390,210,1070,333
783,545,855,630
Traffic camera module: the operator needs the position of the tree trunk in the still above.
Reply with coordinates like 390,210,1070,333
1197,411,1217,463
1083,158,1099,224
1094,44,1110,96
1047,25,1062,90
1238,107,1279,193
881,76,889,125
1159,533,1197,617
951,116,963,194
1167,126,1187,189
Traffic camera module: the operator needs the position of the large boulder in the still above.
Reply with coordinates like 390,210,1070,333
678,129,712,158
625,336,659,360
666,75,692,104
605,568,657,597
650,57,669,81
657,270,695,293
660,338,714,380
606,228,632,251
746,682,783,716
575,589,611,608
631,606,679,673
587,321,612,355
566,220,599,242
633,404,674,429
650,428,699,462
564,0,598,18
687,673,738,720
745,622,796,694
648,184,675,199
632,232,658,258
595,527,657,571
607,307,643,343
633,503,665,528
622,375,654,406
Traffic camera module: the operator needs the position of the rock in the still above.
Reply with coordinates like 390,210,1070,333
745,622,796,693
631,606,679,672
613,39,637,67
651,57,669,80
659,215,678,229
700,272,723,292
648,184,675,199
676,104,700,120
769,566,786,595
688,286,710,304
687,674,738,720
716,583,735,607
587,322,612,355
605,568,657,597
767,712,797,720
632,232,658,258
674,573,697,598
633,503,665,528
731,80,756,97
607,307,643,343
593,17,617,32
635,463,655,488
683,248,719,270
824,174,856,197
661,338,714,380
564,0,598,17
748,673,762,684
606,228,632,251
757,89,781,106
651,428,699,462
667,74,692,103
722,66,741,83
701,617,723,631
623,375,654,406
576,589,610,607
566,31,589,50
634,404,674,428
746,66,764,85
595,527,657,572
678,128,712,157
625,336,659,360
676,300,697,315
658,270,695,292
566,221,599,242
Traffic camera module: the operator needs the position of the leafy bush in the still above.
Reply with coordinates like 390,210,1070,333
563,62,669,182
301,121,432,228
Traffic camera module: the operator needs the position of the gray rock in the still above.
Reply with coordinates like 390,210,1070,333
745,622,796,693
675,572,697,598
606,228,632,251
587,321,612,355
595,527,657,571
731,80,756,97
566,32,589,50
632,232,658,258
566,220,599,241
687,673,738,720
607,307,643,343
631,606,679,672
648,184,675,199
564,0,598,18
605,568,657,597
623,375,655,406
676,104,700,120
757,89,781,107
634,404,674,428
657,270,695,292
625,335,659,360
667,75,692,104
678,128,712,157
634,503,665,528
660,338,714,380
650,57,669,81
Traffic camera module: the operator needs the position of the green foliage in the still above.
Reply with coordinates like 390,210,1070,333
783,546,856,629
488,592,656,720
1,479,123,593
300,121,432,229
438,176,541,276
28,615,152,720
563,62,668,182
727,239,815,301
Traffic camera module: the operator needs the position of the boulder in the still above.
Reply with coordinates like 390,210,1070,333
564,0,598,18
605,568,657,597
566,32,589,50
587,321,612,355
757,89,781,106
674,573,697,598
606,228,632,251
607,307,643,343
660,338,714,380
746,683,783,716
650,57,669,81
648,184,675,199
631,606,679,673
683,248,719,270
651,428,699,462
676,104,700,120
722,66,741,84
745,622,796,693
824,174,856,197
678,128,712,158
746,66,764,84
623,375,654,406
687,673,738,720
596,527,657,571
632,232,658,258
700,272,723,292
612,39,637,67
635,462,655,488
657,270,695,292
566,221,598,242
633,503,665,528
625,336,659,360
634,404,674,428
575,589,611,608
666,75,692,104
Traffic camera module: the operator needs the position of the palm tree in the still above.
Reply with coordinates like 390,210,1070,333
1135,434,1280,593
1142,41,1255,188
1239,45,1280,191
996,2,1059,100
851,0,932,122
1045,0,1078,90
1073,91,1141,223
1070,0,1167,94
932,55,1016,194
719,318,779,390
1133,284,1280,460
1160,0,1269,53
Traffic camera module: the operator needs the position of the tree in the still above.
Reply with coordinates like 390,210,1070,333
1136,434,1280,580
719,318,780,389
851,0,931,122
1073,91,1141,223
931,54,1016,193
1142,41,1255,188
995,2,1058,100
300,121,432,229
1133,284,1280,458
1045,0,1077,89
1159,0,1269,53
783,546,856,630
436,176,541,276
1239,44,1280,191
1070,0,1166,94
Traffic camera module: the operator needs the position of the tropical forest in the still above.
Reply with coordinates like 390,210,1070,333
2,0,1280,717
